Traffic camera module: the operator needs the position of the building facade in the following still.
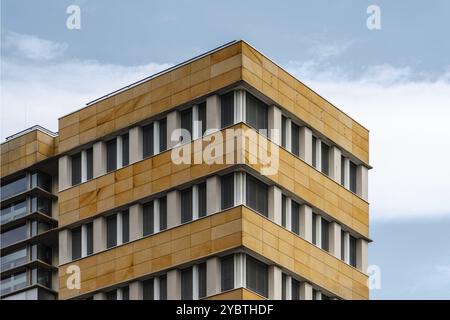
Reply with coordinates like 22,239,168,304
0,40,370,300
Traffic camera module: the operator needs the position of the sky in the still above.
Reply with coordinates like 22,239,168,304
1,0,450,299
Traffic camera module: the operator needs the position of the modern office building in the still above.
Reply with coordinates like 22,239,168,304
0,40,370,300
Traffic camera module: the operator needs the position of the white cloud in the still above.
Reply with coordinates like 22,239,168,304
4,31,68,61
287,63,450,221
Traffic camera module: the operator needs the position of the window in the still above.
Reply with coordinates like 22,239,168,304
71,226,82,260
341,230,345,260
181,188,193,223
1,174,27,200
340,155,345,186
160,196,167,231
159,118,167,152
1,223,28,248
291,122,300,156
31,171,51,191
86,148,93,180
321,143,330,175
291,200,300,235
221,255,234,292
106,214,117,248
246,175,268,217
1,247,27,272
281,116,287,148
106,290,117,300
143,123,154,158
221,92,234,128
1,271,27,295
281,195,287,228
86,222,93,255
31,196,51,215
143,201,154,236
246,93,268,133
106,139,117,172
143,278,154,300
292,278,300,300
1,199,27,224
31,244,52,265
159,274,167,300
281,273,287,300
246,256,268,297
349,235,357,267
181,108,193,142
349,161,357,193
221,173,234,210
121,286,129,300
312,288,319,300
198,102,207,136
312,136,317,168
181,267,193,300
321,218,329,252
198,262,207,299
122,133,129,166
122,209,129,244
71,152,82,185
198,182,207,218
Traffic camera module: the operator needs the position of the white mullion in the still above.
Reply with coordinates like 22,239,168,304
117,135,123,169
285,118,292,152
81,224,87,257
344,231,350,263
234,253,245,288
117,288,123,300
234,90,246,123
192,104,201,140
154,277,160,300
286,197,292,231
192,265,199,300
154,198,160,234
343,158,350,189
315,138,322,171
153,120,160,155
117,212,123,246
192,185,199,220
81,150,87,182
285,275,292,300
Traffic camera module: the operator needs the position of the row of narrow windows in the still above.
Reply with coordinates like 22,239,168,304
69,171,361,269
84,254,334,300
66,89,363,196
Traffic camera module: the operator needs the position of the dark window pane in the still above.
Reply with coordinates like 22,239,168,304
106,139,117,173
221,92,234,128
221,173,234,210
281,116,287,148
321,218,329,252
321,143,330,175
198,102,207,136
143,201,154,236
246,255,268,297
281,195,287,228
341,230,345,260
181,267,193,300
106,290,117,300
246,93,268,133
198,182,207,218
122,286,129,300
71,152,82,185
198,262,207,299
246,175,268,217
122,134,129,166
143,123,154,158
86,222,93,255
1,224,28,248
350,161,357,193
159,118,167,152
181,188,193,223
313,289,319,300
159,275,167,300
291,123,300,156
312,213,317,245
292,279,300,300
340,155,345,186
160,197,167,231
181,108,193,142
291,200,300,235
122,209,129,244
282,273,287,300
71,227,82,260
86,148,93,180
143,278,154,300
221,255,234,292
350,235,357,267
1,174,27,200
106,214,117,248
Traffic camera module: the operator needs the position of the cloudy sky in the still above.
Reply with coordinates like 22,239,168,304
1,0,449,299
